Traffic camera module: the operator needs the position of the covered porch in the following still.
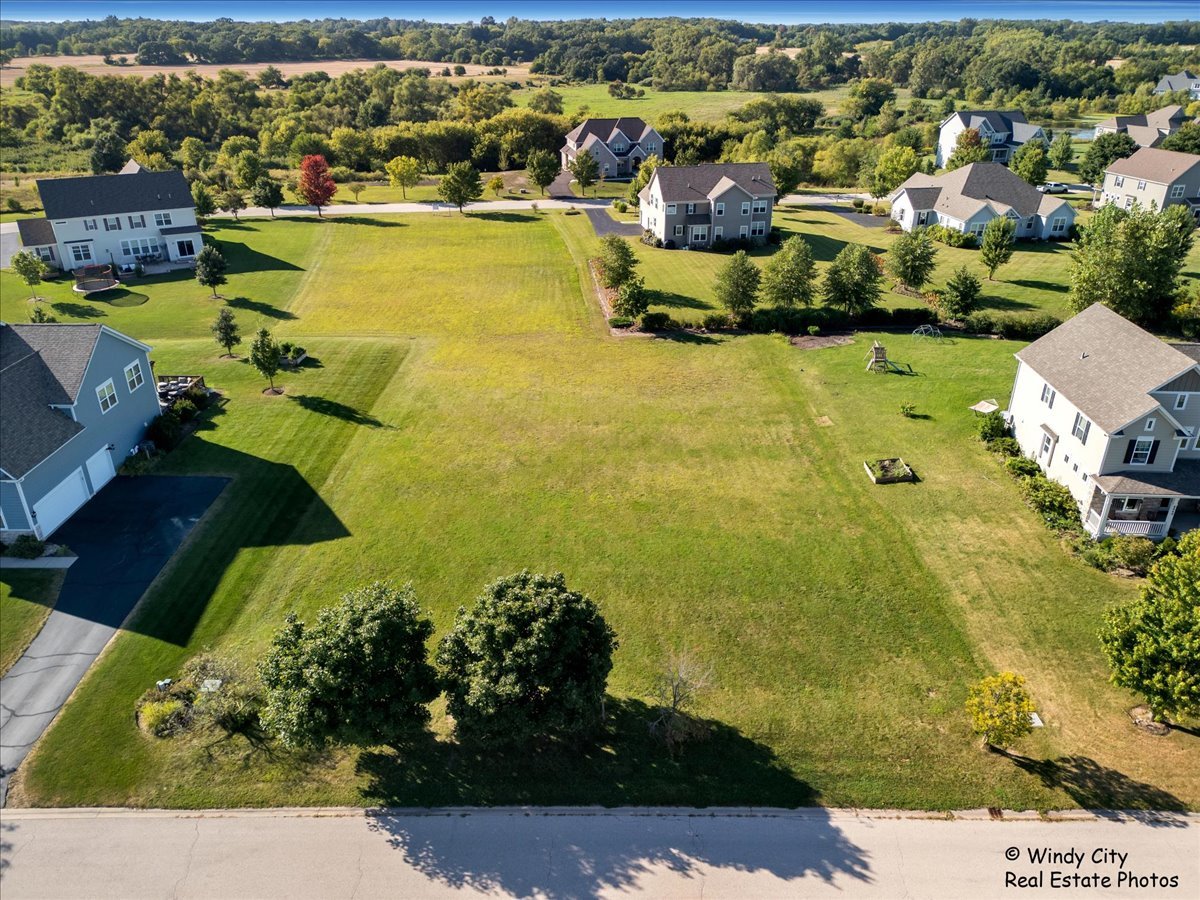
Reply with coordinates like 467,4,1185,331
1085,461,1200,540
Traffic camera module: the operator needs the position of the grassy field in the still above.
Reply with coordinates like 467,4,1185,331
4,209,1196,812
0,569,64,676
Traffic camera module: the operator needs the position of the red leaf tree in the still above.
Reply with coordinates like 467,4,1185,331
297,154,337,217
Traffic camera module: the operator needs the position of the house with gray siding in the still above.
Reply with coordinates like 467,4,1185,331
935,110,1047,168
1007,304,1200,540
15,160,202,272
1153,70,1200,100
1,323,160,540
1097,147,1200,223
638,162,776,248
561,117,664,180
888,162,1074,240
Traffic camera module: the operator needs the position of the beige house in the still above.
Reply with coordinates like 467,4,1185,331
1093,105,1189,148
560,117,664,180
1098,148,1200,222
1007,304,1200,539
638,163,775,248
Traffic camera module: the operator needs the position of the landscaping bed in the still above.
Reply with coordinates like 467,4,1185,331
864,457,916,484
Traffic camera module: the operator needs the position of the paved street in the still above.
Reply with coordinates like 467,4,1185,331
0,807,1194,899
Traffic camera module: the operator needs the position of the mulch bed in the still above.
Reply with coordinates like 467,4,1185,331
790,334,854,350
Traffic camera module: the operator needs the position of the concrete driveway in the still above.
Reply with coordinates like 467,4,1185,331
585,208,642,237
0,221,19,268
0,475,226,803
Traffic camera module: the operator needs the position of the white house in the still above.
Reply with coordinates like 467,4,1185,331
888,163,1074,240
17,160,202,271
1007,304,1200,539
935,110,1047,168
561,117,664,180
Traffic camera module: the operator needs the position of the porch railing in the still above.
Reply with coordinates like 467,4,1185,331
1086,510,1102,533
1104,519,1167,538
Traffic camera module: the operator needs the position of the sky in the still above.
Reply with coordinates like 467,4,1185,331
1,0,1196,24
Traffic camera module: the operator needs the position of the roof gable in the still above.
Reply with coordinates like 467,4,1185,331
651,163,775,203
37,167,194,220
566,117,650,147
1105,147,1200,184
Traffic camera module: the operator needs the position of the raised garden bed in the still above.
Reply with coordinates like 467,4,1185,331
864,457,916,484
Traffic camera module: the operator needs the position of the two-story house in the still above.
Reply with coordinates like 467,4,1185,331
935,110,1047,168
16,160,203,272
889,162,1075,240
560,117,664,180
1098,148,1200,223
1007,304,1200,540
1093,105,1189,149
638,162,776,248
0,323,161,540
1153,70,1200,100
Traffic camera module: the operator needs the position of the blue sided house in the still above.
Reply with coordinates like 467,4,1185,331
1,323,160,539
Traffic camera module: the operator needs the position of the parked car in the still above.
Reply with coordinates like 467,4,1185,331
1038,182,1068,194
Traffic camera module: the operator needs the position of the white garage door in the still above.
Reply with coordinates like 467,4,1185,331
85,446,116,492
32,468,90,539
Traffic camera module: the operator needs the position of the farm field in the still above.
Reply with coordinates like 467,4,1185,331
3,210,1196,812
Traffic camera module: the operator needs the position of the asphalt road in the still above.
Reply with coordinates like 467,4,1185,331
0,476,227,804
0,807,1194,899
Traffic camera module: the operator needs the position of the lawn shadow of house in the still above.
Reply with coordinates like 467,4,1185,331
1006,753,1190,822
49,301,106,319
226,296,297,320
288,394,388,428
357,699,871,897
648,288,713,311
467,211,540,224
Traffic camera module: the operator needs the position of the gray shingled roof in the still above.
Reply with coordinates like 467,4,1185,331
1171,343,1200,365
892,163,1068,221
16,217,56,247
651,163,775,203
1015,304,1199,433
1105,147,1200,185
565,117,651,145
1155,70,1198,92
951,110,1028,133
0,325,93,479
1094,459,1200,498
0,324,103,404
37,166,194,220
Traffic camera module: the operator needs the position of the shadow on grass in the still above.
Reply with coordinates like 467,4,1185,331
652,330,720,344
331,216,407,229
1008,278,1068,294
794,230,887,263
467,211,539,224
50,301,106,319
220,240,305,273
226,296,297,320
357,699,867,897
288,394,388,428
1005,753,1189,820
649,289,712,311
979,295,1038,312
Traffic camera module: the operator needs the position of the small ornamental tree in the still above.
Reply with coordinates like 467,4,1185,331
348,182,366,202
297,154,337,216
979,217,1016,280
194,244,228,298
191,182,216,219
823,243,882,316
596,234,638,289
438,161,483,212
249,327,282,392
965,672,1036,750
886,228,937,292
525,148,559,196
940,265,982,319
10,250,48,300
259,582,439,748
613,276,650,318
487,174,505,197
211,307,241,357
1099,530,1200,724
384,155,421,199
1047,132,1074,171
569,151,599,196
714,250,761,323
436,572,618,744
1012,141,1048,187
760,236,816,308
946,128,989,170
216,189,246,220
250,177,284,217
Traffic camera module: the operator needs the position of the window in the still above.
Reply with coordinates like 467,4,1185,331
691,226,708,242
1170,184,1185,199
175,239,195,257
124,360,144,392
1071,412,1090,443
897,207,906,221
128,214,145,228
1114,176,1125,187
713,226,723,239
1051,217,1067,233
686,203,695,214
154,212,173,227
739,225,749,238
1124,197,1134,210
970,223,986,237
120,238,160,259
613,144,624,153
1136,180,1147,191
665,204,676,215
603,163,609,173
1041,384,1056,407
1175,394,1188,411
1040,434,1053,457
1121,497,1141,512
35,246,55,263
103,216,121,231
715,202,724,216
674,224,684,236
83,218,98,231
750,221,766,237
70,243,93,263
1129,438,1155,465
740,202,750,216
1145,417,1156,432
752,199,767,213
96,379,118,414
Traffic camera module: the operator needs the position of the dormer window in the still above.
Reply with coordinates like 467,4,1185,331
1145,417,1156,432
1175,394,1188,411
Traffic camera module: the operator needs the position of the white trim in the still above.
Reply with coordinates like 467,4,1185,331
96,378,118,414
124,359,145,393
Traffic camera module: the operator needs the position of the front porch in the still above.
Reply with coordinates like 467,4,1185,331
1085,460,1200,539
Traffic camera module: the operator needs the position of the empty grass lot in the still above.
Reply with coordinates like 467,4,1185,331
4,209,1196,812
0,570,64,676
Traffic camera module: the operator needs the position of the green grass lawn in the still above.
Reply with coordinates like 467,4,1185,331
1,569,64,676
6,210,1197,812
